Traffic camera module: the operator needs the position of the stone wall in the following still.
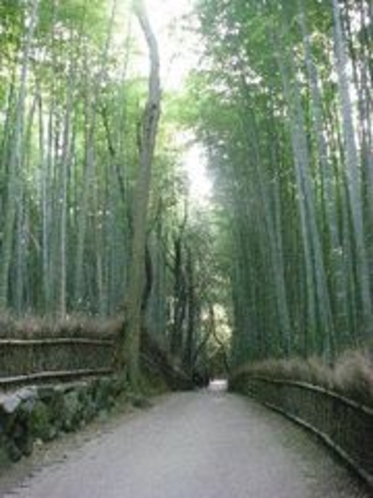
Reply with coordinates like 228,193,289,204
0,376,129,463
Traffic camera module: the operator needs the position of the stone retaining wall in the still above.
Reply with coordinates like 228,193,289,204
0,376,129,463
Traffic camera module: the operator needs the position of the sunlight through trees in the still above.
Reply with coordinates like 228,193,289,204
0,0,372,385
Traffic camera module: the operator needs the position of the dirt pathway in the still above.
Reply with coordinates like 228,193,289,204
0,387,369,497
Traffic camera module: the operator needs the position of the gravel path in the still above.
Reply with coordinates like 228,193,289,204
0,386,369,498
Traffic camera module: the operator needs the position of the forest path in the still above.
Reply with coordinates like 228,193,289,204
1,385,369,498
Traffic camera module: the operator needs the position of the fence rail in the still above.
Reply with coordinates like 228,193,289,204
0,336,116,386
0,368,115,387
231,374,373,489
0,338,115,347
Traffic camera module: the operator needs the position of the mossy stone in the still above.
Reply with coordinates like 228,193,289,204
29,401,56,441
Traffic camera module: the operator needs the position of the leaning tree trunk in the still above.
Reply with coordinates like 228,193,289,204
123,0,161,390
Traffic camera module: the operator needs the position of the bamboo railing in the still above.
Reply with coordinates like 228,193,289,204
0,337,116,387
231,375,373,489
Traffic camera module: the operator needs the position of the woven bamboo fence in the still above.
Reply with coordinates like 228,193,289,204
231,375,373,489
0,337,116,388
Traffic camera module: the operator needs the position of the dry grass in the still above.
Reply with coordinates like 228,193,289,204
0,313,122,340
232,349,373,408
333,350,373,406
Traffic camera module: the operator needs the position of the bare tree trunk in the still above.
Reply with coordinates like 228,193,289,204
123,0,161,391
170,235,187,356
183,248,196,373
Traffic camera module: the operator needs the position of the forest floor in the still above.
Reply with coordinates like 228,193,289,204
0,385,369,498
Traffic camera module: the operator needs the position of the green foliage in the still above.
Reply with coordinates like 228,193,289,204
189,0,373,367
1,0,371,381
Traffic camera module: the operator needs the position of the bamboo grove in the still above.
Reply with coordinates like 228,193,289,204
0,0,141,317
0,0,224,380
1,0,372,378
191,0,373,366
